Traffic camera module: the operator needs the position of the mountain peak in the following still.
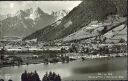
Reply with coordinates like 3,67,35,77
28,7,46,20
35,7,45,15
51,10,69,21
15,9,32,19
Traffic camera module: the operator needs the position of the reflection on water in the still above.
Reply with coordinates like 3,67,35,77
0,63,72,81
0,57,127,81
73,60,126,74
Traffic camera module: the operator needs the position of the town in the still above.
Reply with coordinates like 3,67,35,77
0,36,127,68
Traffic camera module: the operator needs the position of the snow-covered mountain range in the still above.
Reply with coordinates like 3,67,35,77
0,7,68,39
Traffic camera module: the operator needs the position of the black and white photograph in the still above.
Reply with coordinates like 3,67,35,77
0,0,127,81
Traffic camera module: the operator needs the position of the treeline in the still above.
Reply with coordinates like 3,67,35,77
21,71,40,81
0,71,61,81
0,79,12,81
21,71,61,81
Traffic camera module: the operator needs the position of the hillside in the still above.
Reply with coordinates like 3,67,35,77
23,0,127,42
62,15,127,43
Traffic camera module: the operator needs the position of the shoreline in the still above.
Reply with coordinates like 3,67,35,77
0,53,127,68
0,56,127,81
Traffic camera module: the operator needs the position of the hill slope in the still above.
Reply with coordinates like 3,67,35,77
62,15,127,43
23,0,127,42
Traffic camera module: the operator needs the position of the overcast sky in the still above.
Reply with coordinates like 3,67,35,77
0,1,82,15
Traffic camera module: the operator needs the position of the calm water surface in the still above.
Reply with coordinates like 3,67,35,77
0,57,127,81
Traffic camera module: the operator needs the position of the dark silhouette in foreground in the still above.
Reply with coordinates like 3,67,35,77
0,79,4,81
21,70,40,81
42,72,61,81
0,79,13,81
21,70,61,81
8,79,13,81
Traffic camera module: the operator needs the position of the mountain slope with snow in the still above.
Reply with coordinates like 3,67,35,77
51,10,69,21
0,7,55,38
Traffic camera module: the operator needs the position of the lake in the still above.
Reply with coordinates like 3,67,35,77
0,56,127,81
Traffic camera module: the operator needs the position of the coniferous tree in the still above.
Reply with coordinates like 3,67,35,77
0,79,4,81
42,72,61,81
